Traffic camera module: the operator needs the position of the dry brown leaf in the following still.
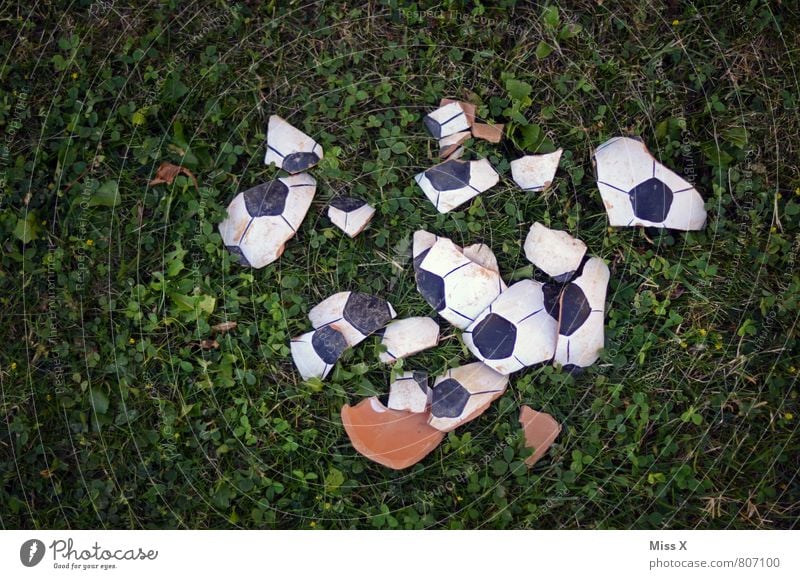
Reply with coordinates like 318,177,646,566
199,339,219,350
211,321,238,334
149,162,198,189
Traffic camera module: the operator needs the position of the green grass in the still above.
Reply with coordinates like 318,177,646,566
1,0,798,529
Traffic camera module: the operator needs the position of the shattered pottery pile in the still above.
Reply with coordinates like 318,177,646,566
218,100,707,470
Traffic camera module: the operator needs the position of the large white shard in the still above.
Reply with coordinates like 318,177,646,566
553,257,609,370
463,280,558,375
415,158,499,213
308,291,396,347
524,222,587,283
379,317,440,363
415,237,504,330
387,371,431,413
593,136,706,230
264,115,323,174
423,101,472,139
219,173,316,268
290,326,347,380
510,149,563,192
428,362,508,432
327,196,375,238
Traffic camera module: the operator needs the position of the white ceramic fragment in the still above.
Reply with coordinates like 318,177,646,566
510,149,562,192
462,242,507,290
593,136,706,230
379,317,440,363
219,173,316,268
415,158,499,213
264,115,323,173
387,371,431,413
553,257,609,370
415,238,504,329
428,362,508,432
290,327,348,380
523,222,587,283
327,196,376,238
424,101,472,139
438,130,470,159
463,280,558,375
309,291,397,347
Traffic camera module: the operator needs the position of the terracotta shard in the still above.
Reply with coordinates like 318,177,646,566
387,371,431,413
264,115,323,174
327,196,376,238
439,98,476,127
290,326,347,380
219,173,316,268
553,257,609,370
510,149,562,192
415,158,499,213
379,317,440,363
309,291,397,347
439,130,470,159
593,136,706,230
471,122,504,143
524,222,587,283
428,362,508,432
463,280,558,375
341,397,445,470
415,237,504,330
519,405,561,467
424,101,472,139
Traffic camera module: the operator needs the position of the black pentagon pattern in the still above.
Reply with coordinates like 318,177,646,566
558,283,591,336
412,371,429,393
471,313,517,360
342,292,393,336
311,325,348,365
415,268,447,312
431,378,470,418
243,180,289,217
425,160,471,192
226,245,251,267
423,116,443,139
629,177,673,223
412,248,431,274
282,151,320,174
330,196,366,212
542,282,562,322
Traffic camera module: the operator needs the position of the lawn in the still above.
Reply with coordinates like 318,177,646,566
1,0,798,529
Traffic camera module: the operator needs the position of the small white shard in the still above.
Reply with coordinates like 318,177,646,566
523,222,587,282
290,327,347,380
593,136,706,230
415,158,499,213
462,242,507,290
379,317,440,363
327,197,375,238
387,371,431,413
463,280,558,375
428,362,508,432
438,130,470,159
309,291,397,347
553,257,609,370
219,173,316,269
264,115,323,174
424,101,472,139
510,149,562,192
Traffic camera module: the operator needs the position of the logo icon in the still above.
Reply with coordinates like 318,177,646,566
20,539,45,567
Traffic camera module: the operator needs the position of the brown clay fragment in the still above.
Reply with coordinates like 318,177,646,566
471,122,504,143
341,397,445,470
519,405,561,467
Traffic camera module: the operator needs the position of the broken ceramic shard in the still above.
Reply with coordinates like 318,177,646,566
341,397,444,470
438,130,470,159
379,317,440,363
519,405,561,467
309,291,396,347
553,257,609,370
415,158,499,213
440,98,476,126
387,371,431,413
415,237,504,330
423,101,472,139
463,280,558,375
510,149,562,192
593,136,706,230
264,115,323,173
524,222,587,283
428,362,508,432
327,196,375,238
290,326,347,380
219,173,316,268
471,122,504,143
